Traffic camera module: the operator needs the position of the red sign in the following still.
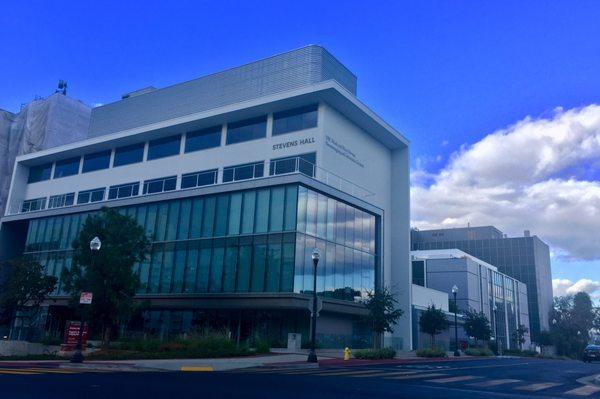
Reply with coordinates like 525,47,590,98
61,321,89,351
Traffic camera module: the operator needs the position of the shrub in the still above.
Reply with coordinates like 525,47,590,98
254,340,270,354
353,347,396,359
416,347,447,358
465,347,494,356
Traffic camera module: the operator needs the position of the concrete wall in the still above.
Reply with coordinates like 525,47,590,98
412,284,449,312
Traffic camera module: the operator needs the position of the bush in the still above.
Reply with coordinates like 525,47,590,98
416,347,447,358
465,347,494,356
254,340,270,354
353,347,396,359
40,334,62,346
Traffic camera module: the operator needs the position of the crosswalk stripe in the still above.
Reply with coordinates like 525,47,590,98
564,385,600,396
279,368,343,375
352,371,420,378
428,375,480,383
385,372,446,380
313,369,382,377
469,379,521,387
515,382,562,391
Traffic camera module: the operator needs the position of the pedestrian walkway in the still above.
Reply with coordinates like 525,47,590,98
234,365,600,397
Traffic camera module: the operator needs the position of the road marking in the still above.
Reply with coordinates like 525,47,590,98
314,369,382,377
515,382,562,391
0,369,43,375
180,366,213,372
385,372,446,380
564,385,600,396
352,371,420,378
278,368,342,375
469,378,521,387
428,375,481,383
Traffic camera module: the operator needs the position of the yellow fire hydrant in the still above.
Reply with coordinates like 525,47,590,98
344,347,351,361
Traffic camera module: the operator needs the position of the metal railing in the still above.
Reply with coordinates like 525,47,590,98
8,158,373,216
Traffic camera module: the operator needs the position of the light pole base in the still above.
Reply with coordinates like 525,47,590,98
307,350,318,363
70,350,84,363
453,350,461,357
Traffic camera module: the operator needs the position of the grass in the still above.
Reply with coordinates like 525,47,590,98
465,347,494,357
352,347,396,359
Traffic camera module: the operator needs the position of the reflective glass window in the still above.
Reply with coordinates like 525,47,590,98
77,188,105,204
21,198,46,213
54,157,80,178
269,187,285,232
284,185,298,231
143,176,177,194
108,182,140,199
223,162,264,182
272,104,318,136
251,244,267,292
214,195,229,237
223,245,238,293
197,244,211,292
228,193,242,235
173,243,187,293
255,189,270,233
210,244,225,292
270,152,316,177
82,150,111,173
226,116,267,145
185,126,221,153
114,143,145,167
147,135,181,160
266,242,282,292
181,169,217,189
236,245,252,292
48,193,75,209
241,191,256,234
28,163,52,183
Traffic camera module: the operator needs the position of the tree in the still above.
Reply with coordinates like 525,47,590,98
363,287,404,349
419,305,449,348
463,309,491,346
550,293,595,358
61,208,149,350
512,324,528,350
536,330,553,356
0,258,57,339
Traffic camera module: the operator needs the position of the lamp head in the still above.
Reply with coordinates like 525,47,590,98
90,236,102,251
451,285,458,294
311,248,320,262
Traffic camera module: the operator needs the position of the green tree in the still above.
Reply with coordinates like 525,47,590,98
363,287,404,349
0,258,57,339
463,309,492,346
550,293,595,358
536,330,553,356
61,208,149,349
512,324,528,350
418,305,449,348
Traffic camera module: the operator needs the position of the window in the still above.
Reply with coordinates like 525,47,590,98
147,135,181,160
143,176,177,194
226,116,267,145
412,261,425,286
82,150,111,173
185,126,221,153
270,152,316,177
77,188,105,204
53,157,80,178
28,163,52,183
181,169,218,189
114,143,145,167
48,193,75,209
21,198,46,213
223,162,264,182
108,182,140,199
273,104,318,135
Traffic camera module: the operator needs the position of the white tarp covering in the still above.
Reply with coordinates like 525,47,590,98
0,94,91,216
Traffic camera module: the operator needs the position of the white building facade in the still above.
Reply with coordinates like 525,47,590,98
0,46,411,349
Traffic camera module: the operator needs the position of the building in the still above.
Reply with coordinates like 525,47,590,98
411,226,552,339
0,46,411,349
0,93,91,217
411,249,531,350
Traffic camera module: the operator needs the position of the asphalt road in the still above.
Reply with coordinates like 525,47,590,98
1,357,600,398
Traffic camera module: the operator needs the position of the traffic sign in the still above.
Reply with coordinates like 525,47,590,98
308,297,323,317
79,292,93,305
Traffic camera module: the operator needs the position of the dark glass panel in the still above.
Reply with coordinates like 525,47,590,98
147,135,181,160
272,104,318,136
54,157,80,178
82,150,111,173
185,126,221,153
251,244,267,292
226,116,267,145
114,143,144,167
28,163,53,183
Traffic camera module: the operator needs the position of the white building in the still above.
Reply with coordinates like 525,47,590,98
0,46,411,349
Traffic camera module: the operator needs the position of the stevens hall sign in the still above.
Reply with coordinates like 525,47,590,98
272,137,316,151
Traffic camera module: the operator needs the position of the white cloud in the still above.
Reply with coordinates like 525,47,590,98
553,278,600,299
411,104,600,261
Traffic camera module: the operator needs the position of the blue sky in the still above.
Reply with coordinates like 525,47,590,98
1,1,599,296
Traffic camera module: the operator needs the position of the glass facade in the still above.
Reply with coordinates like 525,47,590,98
114,143,145,167
226,116,267,145
185,127,221,153
53,157,80,178
147,135,181,160
28,163,53,183
82,150,111,173
24,184,377,301
273,104,318,136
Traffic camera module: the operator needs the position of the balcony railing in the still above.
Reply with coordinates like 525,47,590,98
8,159,374,216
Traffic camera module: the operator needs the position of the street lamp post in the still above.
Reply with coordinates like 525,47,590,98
307,248,320,363
452,285,460,356
493,304,502,356
71,236,101,363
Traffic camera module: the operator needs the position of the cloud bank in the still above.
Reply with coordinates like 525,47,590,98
552,278,600,300
411,104,600,262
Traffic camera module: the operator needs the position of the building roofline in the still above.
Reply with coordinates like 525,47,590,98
411,249,499,272
16,81,408,166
